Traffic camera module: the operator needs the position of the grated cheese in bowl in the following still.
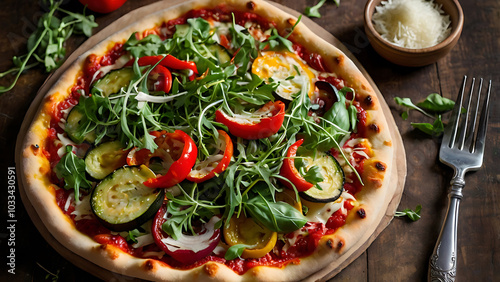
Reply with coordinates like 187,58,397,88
372,0,451,49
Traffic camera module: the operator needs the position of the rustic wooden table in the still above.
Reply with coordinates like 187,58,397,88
0,0,498,281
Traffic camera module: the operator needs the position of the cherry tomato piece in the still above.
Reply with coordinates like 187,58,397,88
79,0,126,14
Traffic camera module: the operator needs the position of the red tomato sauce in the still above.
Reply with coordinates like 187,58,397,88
43,6,367,275
160,5,276,38
294,44,329,73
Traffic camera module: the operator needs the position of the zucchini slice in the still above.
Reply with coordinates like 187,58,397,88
208,44,231,64
300,152,345,203
91,165,164,231
65,106,96,144
92,67,135,97
85,141,128,180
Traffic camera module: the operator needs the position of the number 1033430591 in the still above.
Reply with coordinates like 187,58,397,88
7,166,17,275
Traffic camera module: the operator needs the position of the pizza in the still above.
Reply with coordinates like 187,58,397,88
19,0,396,280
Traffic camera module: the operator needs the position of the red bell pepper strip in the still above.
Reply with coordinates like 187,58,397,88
152,203,221,265
148,64,172,93
279,139,314,192
126,130,197,188
214,100,285,140
186,130,233,183
126,55,198,80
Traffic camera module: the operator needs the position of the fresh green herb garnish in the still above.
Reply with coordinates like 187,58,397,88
395,205,422,221
394,94,455,136
259,15,301,52
295,158,324,185
304,0,340,18
162,182,224,240
225,244,254,260
54,146,92,202
37,262,60,282
0,0,97,94
126,229,143,243
244,189,308,233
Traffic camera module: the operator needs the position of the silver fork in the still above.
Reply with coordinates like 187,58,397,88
428,76,492,281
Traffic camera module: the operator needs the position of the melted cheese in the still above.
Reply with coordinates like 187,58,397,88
71,194,93,220
372,0,451,49
305,200,343,224
303,191,356,224
282,191,357,251
160,216,219,253
132,233,155,248
56,133,77,158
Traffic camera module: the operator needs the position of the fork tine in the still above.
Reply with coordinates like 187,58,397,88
473,79,492,154
457,77,475,150
443,76,467,148
465,78,483,151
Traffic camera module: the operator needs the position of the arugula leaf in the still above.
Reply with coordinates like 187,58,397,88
54,146,92,201
304,0,340,18
395,205,422,222
258,16,301,52
162,182,223,239
0,0,97,94
126,229,143,243
305,0,327,18
37,263,60,282
124,34,166,58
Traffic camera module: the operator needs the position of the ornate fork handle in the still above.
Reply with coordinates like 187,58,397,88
428,174,465,282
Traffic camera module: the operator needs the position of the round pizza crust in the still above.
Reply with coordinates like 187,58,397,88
15,0,406,281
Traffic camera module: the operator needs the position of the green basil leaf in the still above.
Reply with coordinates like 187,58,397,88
302,165,324,185
245,196,307,233
401,111,409,120
348,103,358,131
416,93,455,113
410,122,434,135
323,101,350,132
394,97,419,111
411,115,445,136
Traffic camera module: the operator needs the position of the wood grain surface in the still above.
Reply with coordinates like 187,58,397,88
1,0,498,281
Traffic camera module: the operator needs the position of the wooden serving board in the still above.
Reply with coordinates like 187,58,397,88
15,0,406,281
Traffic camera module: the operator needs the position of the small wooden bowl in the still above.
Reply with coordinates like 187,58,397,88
364,0,464,67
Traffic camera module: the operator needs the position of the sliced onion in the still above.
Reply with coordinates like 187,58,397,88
152,204,221,264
